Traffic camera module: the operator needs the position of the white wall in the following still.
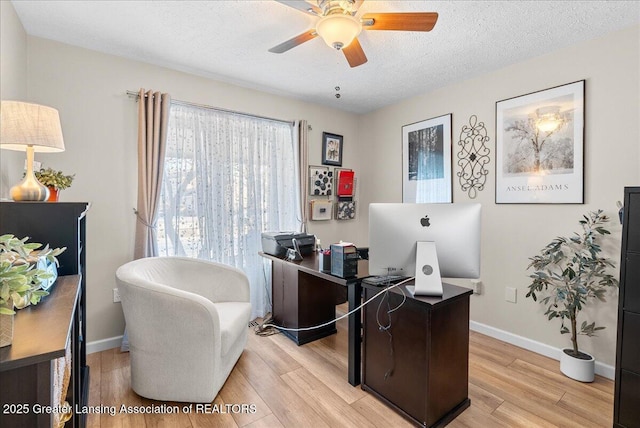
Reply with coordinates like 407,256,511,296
356,25,640,366
0,1,28,196
25,37,361,343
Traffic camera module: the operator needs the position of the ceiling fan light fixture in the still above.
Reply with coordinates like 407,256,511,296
316,14,362,50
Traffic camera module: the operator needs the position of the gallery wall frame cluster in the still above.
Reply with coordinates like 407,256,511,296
401,79,585,205
309,132,357,221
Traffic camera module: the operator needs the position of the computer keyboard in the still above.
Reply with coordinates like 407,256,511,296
363,275,408,286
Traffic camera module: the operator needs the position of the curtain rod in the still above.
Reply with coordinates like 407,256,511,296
126,90,295,126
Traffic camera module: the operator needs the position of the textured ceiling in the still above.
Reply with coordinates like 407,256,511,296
10,0,640,114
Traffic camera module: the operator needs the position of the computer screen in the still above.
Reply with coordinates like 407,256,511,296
368,203,481,278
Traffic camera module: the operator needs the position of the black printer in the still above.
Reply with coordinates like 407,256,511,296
261,232,315,258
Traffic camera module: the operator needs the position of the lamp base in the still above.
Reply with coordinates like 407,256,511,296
10,175,49,201
10,145,49,202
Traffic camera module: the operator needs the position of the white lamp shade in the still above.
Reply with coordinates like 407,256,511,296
0,101,65,152
316,15,362,50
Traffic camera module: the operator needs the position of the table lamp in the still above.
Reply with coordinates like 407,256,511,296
0,101,65,201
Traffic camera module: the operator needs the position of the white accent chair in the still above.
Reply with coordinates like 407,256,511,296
115,256,251,403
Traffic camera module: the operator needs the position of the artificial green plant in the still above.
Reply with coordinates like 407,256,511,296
34,167,75,190
525,210,619,358
0,234,65,315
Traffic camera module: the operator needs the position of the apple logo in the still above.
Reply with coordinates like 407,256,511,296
420,215,431,227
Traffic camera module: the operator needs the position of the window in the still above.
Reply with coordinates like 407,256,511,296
157,103,300,318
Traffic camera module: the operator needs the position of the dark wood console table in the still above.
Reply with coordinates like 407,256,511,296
0,201,89,428
362,281,472,427
260,251,368,386
0,275,82,428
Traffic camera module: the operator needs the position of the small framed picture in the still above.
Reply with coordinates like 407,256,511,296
322,132,343,166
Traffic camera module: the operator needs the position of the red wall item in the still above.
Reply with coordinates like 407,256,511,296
337,170,355,196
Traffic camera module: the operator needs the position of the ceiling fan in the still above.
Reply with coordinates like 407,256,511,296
269,0,438,68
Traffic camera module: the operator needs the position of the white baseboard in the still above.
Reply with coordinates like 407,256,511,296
87,323,616,380
469,321,615,380
87,335,123,354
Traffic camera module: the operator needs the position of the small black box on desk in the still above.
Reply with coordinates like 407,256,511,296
330,243,358,278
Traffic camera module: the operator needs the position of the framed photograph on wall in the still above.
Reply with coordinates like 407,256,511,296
402,113,453,203
322,132,343,166
495,80,584,204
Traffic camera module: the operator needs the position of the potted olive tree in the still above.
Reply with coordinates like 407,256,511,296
34,167,75,202
0,234,65,347
525,210,618,382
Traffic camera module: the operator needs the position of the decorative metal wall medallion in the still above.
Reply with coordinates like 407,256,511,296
457,115,491,198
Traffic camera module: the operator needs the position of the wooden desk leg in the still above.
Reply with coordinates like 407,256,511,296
348,281,362,386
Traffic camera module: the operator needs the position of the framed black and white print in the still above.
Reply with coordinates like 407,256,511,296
322,132,343,166
309,166,333,196
496,80,584,204
402,113,453,203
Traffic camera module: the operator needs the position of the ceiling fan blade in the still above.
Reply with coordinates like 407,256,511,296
343,37,367,68
274,0,322,16
268,30,318,53
361,12,438,31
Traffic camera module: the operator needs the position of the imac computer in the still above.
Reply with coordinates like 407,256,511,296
368,203,481,296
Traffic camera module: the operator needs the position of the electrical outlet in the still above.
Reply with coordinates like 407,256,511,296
113,288,121,303
470,279,483,295
505,287,517,303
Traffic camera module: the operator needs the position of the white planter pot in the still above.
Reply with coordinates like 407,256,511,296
560,348,595,382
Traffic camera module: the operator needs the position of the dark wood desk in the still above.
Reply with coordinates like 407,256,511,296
362,281,472,427
260,252,368,386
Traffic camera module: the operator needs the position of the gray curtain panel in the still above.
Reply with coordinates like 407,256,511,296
297,119,309,233
134,88,171,259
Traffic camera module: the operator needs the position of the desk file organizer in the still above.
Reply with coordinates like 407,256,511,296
330,243,358,278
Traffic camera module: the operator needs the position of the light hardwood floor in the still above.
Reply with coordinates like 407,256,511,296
86,306,614,428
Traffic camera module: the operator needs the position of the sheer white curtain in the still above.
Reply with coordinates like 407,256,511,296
157,103,300,318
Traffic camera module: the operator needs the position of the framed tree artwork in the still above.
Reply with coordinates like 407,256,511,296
495,80,585,204
402,113,453,203
322,132,343,166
